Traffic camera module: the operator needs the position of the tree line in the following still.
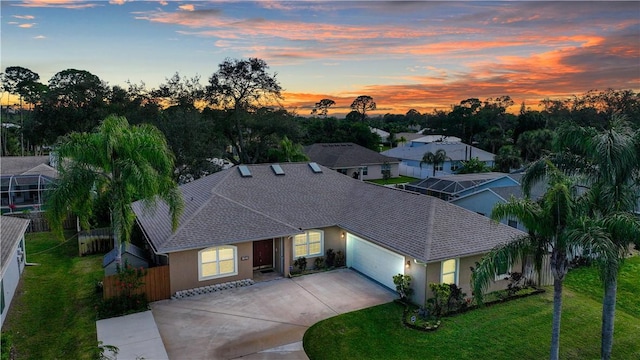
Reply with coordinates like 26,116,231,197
1,59,639,183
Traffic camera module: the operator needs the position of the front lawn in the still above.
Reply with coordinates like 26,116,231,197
2,231,104,360
304,257,640,360
367,175,417,185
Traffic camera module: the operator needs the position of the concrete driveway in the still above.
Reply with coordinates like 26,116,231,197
151,268,396,360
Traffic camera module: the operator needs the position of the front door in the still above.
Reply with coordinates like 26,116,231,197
253,239,273,268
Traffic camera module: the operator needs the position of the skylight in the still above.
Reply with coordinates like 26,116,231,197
270,164,285,175
238,165,252,177
308,162,322,173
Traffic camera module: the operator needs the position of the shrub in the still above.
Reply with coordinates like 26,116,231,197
334,250,346,267
392,274,414,301
314,257,325,269
325,249,336,268
426,283,467,317
294,257,307,272
1,332,13,360
97,260,149,319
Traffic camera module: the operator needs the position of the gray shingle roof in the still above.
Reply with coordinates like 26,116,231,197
0,156,51,176
1,215,30,277
304,143,398,168
133,163,525,262
382,142,495,162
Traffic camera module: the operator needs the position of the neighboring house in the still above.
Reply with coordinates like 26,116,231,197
133,162,525,305
1,156,58,214
304,143,400,180
381,136,495,179
103,242,150,276
1,215,30,327
405,172,519,201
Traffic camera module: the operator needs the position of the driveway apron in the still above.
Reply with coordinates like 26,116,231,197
151,268,396,359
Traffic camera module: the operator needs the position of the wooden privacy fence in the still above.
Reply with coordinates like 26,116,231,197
78,227,113,256
103,265,171,302
5,212,75,233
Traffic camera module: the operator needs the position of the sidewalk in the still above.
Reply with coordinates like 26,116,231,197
96,310,169,360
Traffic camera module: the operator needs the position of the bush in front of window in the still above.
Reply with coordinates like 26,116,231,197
426,283,467,318
293,256,307,272
334,250,346,267
313,256,325,270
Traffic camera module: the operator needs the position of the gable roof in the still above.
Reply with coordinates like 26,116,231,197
1,216,30,278
304,143,398,168
134,163,524,263
381,142,495,162
103,242,149,267
0,156,51,176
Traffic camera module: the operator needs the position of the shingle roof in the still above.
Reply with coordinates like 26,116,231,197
1,215,30,277
381,142,495,162
103,242,149,267
0,156,51,176
304,143,399,168
133,163,525,263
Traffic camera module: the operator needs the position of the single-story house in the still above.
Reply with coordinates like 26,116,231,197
304,143,400,180
103,242,150,276
1,156,58,214
381,137,495,179
133,162,525,305
1,215,30,327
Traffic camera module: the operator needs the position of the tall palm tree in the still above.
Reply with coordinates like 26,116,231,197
47,115,184,259
548,117,640,359
472,163,614,360
420,149,447,177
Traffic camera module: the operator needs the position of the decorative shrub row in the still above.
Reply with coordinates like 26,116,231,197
172,279,255,299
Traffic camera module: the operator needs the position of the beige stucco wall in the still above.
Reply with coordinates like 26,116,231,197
288,226,346,274
168,241,253,294
421,254,520,301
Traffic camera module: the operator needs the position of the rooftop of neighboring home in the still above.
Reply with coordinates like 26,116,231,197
0,156,56,177
304,143,399,169
1,215,30,277
133,163,524,264
381,140,495,162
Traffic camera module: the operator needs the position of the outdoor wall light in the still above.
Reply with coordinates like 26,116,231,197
341,232,345,239
406,260,411,268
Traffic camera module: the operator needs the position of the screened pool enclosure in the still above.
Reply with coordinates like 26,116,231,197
1,174,55,214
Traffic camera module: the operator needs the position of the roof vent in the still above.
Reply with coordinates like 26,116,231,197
238,165,252,177
270,164,285,176
308,162,322,173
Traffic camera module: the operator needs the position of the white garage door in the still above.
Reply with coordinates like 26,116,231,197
346,233,405,290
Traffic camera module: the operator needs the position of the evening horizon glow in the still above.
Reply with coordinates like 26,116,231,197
2,0,639,116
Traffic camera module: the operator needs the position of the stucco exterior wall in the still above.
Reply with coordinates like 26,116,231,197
168,241,253,294
423,254,517,300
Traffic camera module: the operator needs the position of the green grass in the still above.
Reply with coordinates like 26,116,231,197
2,231,104,360
304,257,640,360
367,175,417,185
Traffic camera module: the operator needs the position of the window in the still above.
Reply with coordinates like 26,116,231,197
435,164,443,171
508,219,518,228
361,167,368,176
441,259,458,284
199,246,237,281
451,162,460,171
381,163,391,172
495,257,511,281
294,230,324,258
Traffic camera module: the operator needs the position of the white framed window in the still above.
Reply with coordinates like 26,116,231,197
294,230,324,258
435,164,444,171
361,166,368,176
198,246,238,281
441,258,458,285
495,257,511,281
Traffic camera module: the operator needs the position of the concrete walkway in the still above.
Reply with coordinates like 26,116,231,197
96,310,169,360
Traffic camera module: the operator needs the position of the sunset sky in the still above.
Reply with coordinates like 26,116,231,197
2,1,639,116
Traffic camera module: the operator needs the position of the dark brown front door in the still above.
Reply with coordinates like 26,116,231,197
253,239,273,268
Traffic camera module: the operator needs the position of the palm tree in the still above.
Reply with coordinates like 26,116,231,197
472,163,614,360
420,149,447,177
549,117,640,359
47,115,184,260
